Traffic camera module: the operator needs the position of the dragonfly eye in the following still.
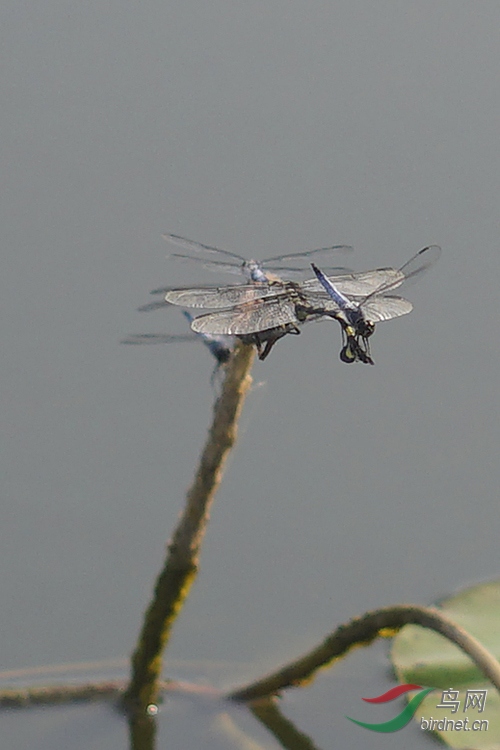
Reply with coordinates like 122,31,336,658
360,320,375,338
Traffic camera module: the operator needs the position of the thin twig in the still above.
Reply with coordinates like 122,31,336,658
0,681,126,708
123,343,255,712
227,604,500,702
250,698,321,750
0,679,219,709
3,603,499,712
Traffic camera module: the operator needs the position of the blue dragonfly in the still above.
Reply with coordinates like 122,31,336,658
140,233,352,314
122,310,235,378
133,233,354,358
161,233,353,283
163,245,441,362
309,244,441,363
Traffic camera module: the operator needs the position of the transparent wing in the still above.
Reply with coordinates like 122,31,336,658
191,297,300,335
121,331,233,365
261,244,352,266
260,263,354,279
168,254,244,276
360,296,413,323
163,268,406,310
162,233,245,263
301,246,439,323
168,240,353,279
260,246,353,277
121,333,197,344
359,245,441,306
170,254,353,281
165,282,292,309
300,267,405,297
162,256,431,312
137,300,172,312
149,285,184,295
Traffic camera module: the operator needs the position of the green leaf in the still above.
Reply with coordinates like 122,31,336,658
391,580,500,747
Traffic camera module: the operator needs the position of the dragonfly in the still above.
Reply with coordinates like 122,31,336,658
161,233,353,283
122,310,235,377
310,244,441,363
135,233,354,347
163,245,441,362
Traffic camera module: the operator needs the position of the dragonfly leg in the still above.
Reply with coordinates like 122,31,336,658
256,328,293,360
238,324,302,361
237,333,267,359
258,339,276,360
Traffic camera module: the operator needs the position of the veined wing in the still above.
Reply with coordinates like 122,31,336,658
359,245,441,306
259,245,353,276
299,246,439,311
262,244,352,265
163,261,421,311
165,281,293,309
191,296,300,335
137,299,171,312
163,233,245,263
360,296,413,323
300,267,405,297
169,256,248,276
163,268,404,310
171,252,352,279
164,233,352,278
121,327,233,363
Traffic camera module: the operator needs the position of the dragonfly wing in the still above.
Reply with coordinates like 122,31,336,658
263,264,354,278
360,245,442,301
137,300,172,312
361,296,413,323
300,268,405,297
165,282,289,308
295,291,343,314
395,244,441,284
170,254,244,276
162,233,245,263
191,297,300,335
261,245,353,266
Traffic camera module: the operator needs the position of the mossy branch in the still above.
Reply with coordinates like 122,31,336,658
227,604,500,702
123,343,255,712
2,602,499,714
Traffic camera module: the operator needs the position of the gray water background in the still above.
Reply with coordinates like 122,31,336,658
1,1,499,747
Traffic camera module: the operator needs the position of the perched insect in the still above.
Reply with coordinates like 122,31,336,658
161,233,353,283
136,234,349,315
164,245,441,362
134,233,352,359
309,245,441,363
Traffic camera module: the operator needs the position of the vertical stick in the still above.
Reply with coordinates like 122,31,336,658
123,343,255,712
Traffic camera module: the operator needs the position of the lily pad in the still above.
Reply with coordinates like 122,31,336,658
391,580,500,748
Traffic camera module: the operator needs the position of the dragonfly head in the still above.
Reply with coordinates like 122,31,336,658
243,260,270,284
356,318,375,339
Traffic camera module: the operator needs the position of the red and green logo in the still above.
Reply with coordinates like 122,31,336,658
346,684,434,732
